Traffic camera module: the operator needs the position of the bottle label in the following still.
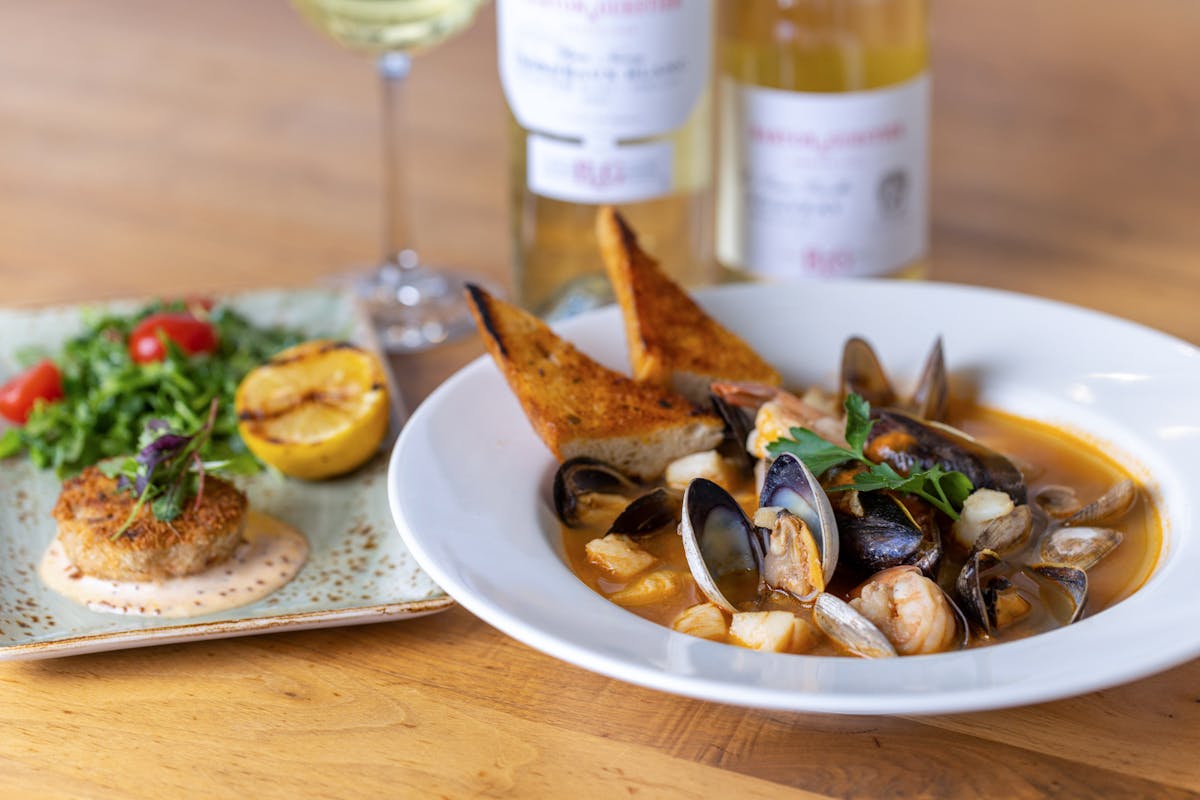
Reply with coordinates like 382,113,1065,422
721,74,930,278
527,134,673,204
498,0,712,141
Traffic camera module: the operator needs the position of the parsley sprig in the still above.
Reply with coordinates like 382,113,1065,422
767,393,974,519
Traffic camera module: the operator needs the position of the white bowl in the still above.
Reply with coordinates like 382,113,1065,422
388,281,1199,715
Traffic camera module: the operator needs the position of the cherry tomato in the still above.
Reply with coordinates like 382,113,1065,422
0,360,64,424
128,313,219,364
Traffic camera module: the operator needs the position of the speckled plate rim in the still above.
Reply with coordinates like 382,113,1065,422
0,288,452,661
390,280,1200,715
0,597,454,660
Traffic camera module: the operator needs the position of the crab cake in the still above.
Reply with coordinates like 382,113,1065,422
52,466,248,582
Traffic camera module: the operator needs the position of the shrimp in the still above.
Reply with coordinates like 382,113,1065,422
850,566,961,655
711,382,847,457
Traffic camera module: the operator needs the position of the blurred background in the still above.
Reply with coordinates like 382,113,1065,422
1,0,1196,344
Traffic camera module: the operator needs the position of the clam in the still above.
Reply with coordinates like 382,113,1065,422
812,592,897,658
840,336,948,422
1040,526,1123,570
1024,563,1088,625
679,455,839,611
865,409,1027,504
974,503,1036,556
834,491,941,579
1065,479,1136,527
1034,485,1083,519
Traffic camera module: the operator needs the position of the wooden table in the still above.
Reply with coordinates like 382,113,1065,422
2,1,1197,797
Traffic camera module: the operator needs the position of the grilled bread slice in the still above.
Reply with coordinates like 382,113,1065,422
465,285,724,481
597,207,781,405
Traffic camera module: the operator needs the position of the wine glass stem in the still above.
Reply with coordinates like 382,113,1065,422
379,52,416,274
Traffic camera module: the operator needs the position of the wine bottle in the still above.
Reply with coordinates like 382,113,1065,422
717,0,930,280
498,0,715,319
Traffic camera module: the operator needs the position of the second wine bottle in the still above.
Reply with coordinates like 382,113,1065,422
499,0,715,319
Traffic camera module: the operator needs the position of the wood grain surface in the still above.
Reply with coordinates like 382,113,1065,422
2,1,1198,798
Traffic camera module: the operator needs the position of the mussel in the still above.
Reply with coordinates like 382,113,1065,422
840,336,948,422
553,457,681,537
679,454,838,612
865,410,1028,504
758,452,839,583
834,491,941,579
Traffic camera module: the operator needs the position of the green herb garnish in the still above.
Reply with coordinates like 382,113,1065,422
99,400,246,539
5,300,305,476
767,393,974,519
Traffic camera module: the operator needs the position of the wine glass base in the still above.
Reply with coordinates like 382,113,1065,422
329,262,488,353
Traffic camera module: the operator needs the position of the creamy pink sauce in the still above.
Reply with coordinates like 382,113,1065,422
38,511,308,618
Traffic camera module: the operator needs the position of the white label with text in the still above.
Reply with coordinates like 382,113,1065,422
498,0,711,141
727,74,930,278
527,134,673,204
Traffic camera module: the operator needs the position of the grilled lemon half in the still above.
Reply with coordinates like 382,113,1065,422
235,340,389,480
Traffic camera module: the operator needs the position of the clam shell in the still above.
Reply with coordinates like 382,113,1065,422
813,593,897,658
1039,526,1123,571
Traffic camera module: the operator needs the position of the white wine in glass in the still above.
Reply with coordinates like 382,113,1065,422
292,0,488,351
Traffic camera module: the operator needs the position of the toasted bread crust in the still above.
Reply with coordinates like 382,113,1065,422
597,207,781,403
53,467,248,581
464,285,723,480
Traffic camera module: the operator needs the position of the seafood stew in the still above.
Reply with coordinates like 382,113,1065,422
559,368,1160,658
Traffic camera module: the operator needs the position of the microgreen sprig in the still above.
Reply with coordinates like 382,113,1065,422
99,399,233,540
767,393,974,519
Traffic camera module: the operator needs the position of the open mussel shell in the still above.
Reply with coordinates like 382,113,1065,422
813,593,897,658
841,336,897,410
680,478,763,613
910,336,949,422
835,492,941,579
758,453,839,583
552,457,641,528
866,410,1028,504
709,391,756,469
1039,526,1123,571
955,548,1005,635
606,487,683,538
1065,479,1136,527
1023,563,1088,625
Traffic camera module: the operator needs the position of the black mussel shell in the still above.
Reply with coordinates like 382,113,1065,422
552,457,640,528
866,410,1027,504
841,336,897,410
709,391,756,469
607,487,683,538
835,492,941,579
956,548,1005,634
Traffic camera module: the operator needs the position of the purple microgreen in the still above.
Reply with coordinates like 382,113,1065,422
109,398,223,539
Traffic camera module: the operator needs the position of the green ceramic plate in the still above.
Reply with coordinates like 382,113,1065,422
0,289,450,660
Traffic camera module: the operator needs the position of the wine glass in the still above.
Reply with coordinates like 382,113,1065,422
291,0,488,352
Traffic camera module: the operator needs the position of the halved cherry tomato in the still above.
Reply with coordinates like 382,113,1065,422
128,313,219,364
0,360,64,424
